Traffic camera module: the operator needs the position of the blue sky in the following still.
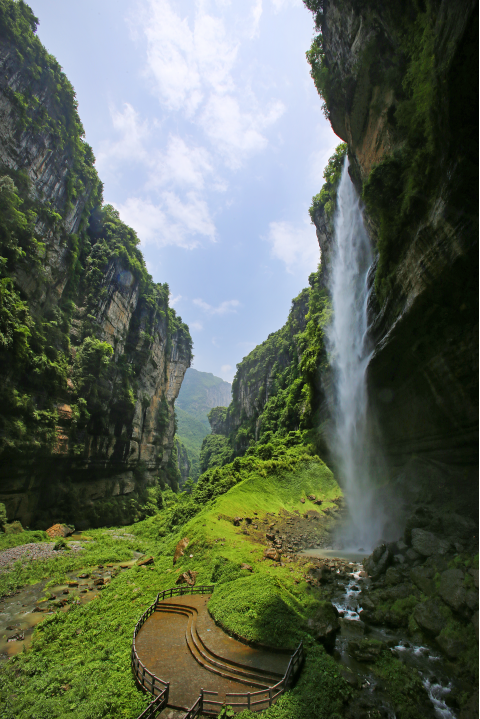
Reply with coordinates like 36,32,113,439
29,0,338,382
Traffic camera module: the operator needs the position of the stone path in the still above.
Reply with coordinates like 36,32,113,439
135,594,291,712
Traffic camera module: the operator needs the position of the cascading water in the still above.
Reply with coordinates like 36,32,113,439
327,157,382,550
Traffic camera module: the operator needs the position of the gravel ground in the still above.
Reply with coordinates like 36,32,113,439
0,542,84,574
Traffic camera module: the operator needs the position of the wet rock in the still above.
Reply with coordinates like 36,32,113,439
241,563,253,572
397,540,408,552
404,508,432,544
173,537,189,565
405,548,421,562
341,668,359,688
438,568,466,612
233,517,243,526
136,556,154,567
93,578,105,586
347,638,384,662
364,545,391,578
245,517,252,524
308,601,339,650
46,523,74,539
468,568,479,588
385,567,403,585
411,528,451,557
266,532,275,541
436,631,466,659
414,598,447,636
67,581,79,587
175,569,197,586
78,573,90,579
264,547,281,561
340,617,366,636
472,610,479,641
411,565,436,596
465,590,479,612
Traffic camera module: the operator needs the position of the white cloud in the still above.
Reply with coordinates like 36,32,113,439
134,0,285,168
270,0,301,11
149,135,214,190
114,195,215,249
169,293,182,307
96,103,151,170
265,220,319,275
190,321,203,331
200,94,284,169
193,298,240,315
249,0,263,39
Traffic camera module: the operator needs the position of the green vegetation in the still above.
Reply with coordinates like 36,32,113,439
175,368,232,482
304,0,478,303
0,436,347,719
0,0,192,516
201,271,331,471
309,143,347,223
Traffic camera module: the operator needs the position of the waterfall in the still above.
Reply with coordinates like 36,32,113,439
327,157,382,550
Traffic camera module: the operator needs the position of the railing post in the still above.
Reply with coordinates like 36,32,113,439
200,688,204,712
247,692,251,709
269,687,273,706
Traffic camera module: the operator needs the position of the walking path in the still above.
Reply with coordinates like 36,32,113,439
134,594,291,711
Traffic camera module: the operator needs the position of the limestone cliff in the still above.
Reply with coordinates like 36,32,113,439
0,3,192,528
203,283,330,466
305,0,478,509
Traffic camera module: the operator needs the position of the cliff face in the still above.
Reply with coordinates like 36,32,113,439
203,282,331,468
307,0,478,509
0,4,191,528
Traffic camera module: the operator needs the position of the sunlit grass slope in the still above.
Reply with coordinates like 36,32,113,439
0,452,352,719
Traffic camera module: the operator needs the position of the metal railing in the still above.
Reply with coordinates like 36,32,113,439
132,585,214,714
182,641,304,716
132,585,304,717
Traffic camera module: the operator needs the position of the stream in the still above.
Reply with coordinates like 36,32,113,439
303,549,456,719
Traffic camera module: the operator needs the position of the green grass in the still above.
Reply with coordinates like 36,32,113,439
0,458,348,719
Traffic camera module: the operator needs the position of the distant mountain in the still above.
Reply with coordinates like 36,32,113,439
175,369,232,484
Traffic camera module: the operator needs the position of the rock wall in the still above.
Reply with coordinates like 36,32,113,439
0,7,192,527
309,0,478,512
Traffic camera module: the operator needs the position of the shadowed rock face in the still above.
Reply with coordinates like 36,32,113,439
0,28,191,527
312,0,478,516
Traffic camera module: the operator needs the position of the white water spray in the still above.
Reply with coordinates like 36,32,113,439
327,158,382,550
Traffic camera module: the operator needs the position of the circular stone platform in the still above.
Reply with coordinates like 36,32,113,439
135,593,291,711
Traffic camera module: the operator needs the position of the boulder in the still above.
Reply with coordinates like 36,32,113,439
300,498,305,504
46,523,74,539
438,568,466,611
264,547,281,561
266,532,275,541
465,590,479,612
308,601,339,650
339,617,366,636
175,569,197,586
308,495,316,501
414,598,447,636
436,631,466,659
385,567,403,585
405,548,421,562
241,563,253,572
347,638,384,662
4,521,24,534
173,537,189,565
136,556,154,567
233,517,243,526
364,544,391,578
411,529,451,557
411,565,436,596
468,568,479,588
404,507,432,544
472,610,479,641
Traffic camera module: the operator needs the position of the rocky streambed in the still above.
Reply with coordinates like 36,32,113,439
233,502,478,718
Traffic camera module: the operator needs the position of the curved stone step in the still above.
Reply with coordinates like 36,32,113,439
154,603,276,688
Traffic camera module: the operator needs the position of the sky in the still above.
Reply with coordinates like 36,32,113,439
29,0,339,383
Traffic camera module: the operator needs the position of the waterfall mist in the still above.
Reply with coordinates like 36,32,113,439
327,158,384,551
